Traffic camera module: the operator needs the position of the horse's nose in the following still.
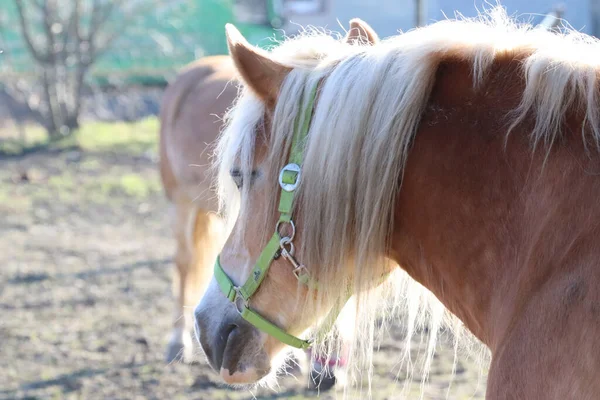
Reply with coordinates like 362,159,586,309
195,305,270,383
195,307,237,371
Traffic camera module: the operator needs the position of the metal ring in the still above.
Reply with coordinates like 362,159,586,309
279,238,295,256
278,163,301,192
233,287,247,314
276,220,296,242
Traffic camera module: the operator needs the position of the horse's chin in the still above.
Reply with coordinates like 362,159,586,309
219,366,270,385
218,345,302,387
203,326,273,386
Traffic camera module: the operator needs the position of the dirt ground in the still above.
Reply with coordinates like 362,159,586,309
0,122,489,400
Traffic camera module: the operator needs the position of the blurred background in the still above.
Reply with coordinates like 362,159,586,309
0,1,583,399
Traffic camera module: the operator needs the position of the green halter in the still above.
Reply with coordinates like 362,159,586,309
213,82,339,349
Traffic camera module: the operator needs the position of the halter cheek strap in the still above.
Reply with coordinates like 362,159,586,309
213,82,344,349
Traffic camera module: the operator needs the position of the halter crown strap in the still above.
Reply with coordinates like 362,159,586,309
213,82,323,349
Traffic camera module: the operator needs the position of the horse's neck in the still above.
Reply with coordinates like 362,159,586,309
389,56,600,350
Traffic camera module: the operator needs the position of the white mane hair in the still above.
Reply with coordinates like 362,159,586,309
214,5,600,398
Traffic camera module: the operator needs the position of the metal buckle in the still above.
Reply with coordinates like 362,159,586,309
278,163,301,192
233,286,247,314
277,223,310,282
292,264,309,279
279,237,295,257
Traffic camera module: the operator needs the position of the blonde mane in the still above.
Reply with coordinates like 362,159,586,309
215,6,600,398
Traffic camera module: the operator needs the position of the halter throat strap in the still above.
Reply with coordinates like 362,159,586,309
214,81,337,349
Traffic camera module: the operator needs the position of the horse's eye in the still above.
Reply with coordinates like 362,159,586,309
230,169,243,189
230,169,259,189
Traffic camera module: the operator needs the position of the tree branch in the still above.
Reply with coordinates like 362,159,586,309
62,1,80,55
87,0,116,41
40,0,58,63
13,0,51,63
88,0,159,64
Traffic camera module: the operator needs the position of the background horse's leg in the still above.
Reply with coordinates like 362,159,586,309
165,198,196,363
166,196,224,363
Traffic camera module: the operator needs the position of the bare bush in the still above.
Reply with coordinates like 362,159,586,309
1,0,160,139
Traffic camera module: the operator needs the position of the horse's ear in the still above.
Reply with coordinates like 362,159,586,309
344,18,379,45
225,24,291,106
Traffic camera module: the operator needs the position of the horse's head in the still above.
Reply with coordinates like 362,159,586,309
194,20,380,385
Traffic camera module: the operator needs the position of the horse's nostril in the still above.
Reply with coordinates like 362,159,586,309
215,324,237,370
196,308,271,383
198,319,238,372
223,324,237,343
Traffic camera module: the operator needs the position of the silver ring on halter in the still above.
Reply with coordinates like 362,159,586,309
279,163,301,192
276,220,296,242
233,286,247,314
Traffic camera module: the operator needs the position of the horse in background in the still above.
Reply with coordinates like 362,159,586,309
195,6,600,399
159,54,233,364
158,20,379,390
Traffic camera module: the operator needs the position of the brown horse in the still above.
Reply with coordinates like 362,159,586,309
195,6,600,399
159,54,234,363
158,20,379,388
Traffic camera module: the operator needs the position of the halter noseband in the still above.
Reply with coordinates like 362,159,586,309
213,82,341,349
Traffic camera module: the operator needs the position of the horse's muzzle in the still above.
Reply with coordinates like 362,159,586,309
194,304,271,384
